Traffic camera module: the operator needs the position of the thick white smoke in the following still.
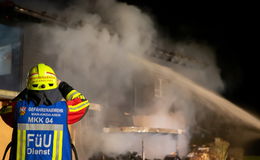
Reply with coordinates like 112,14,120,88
21,0,225,159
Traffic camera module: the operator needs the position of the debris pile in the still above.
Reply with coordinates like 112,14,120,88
209,138,230,160
89,152,142,160
186,146,210,160
187,138,230,160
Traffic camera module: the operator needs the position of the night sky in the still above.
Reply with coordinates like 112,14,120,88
119,1,260,117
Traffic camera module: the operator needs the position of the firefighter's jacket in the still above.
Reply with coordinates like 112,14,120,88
0,82,89,160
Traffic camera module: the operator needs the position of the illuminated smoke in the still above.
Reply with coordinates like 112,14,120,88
20,0,233,158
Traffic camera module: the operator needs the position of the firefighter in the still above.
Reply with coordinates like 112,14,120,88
0,63,89,160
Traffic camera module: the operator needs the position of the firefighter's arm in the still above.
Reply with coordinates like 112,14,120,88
59,81,89,124
0,102,16,128
0,89,27,127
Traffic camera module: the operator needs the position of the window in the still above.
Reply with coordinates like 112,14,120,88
0,44,12,75
154,77,163,98
0,24,23,91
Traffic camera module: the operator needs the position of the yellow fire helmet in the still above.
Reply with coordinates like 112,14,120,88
27,63,58,90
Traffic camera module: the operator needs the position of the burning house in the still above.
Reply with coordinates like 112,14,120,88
1,1,260,160
0,2,186,159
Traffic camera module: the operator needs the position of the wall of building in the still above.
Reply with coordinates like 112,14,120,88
0,100,12,159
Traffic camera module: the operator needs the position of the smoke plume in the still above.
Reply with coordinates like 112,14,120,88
20,0,229,158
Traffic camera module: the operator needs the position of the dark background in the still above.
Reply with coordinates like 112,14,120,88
118,1,260,117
